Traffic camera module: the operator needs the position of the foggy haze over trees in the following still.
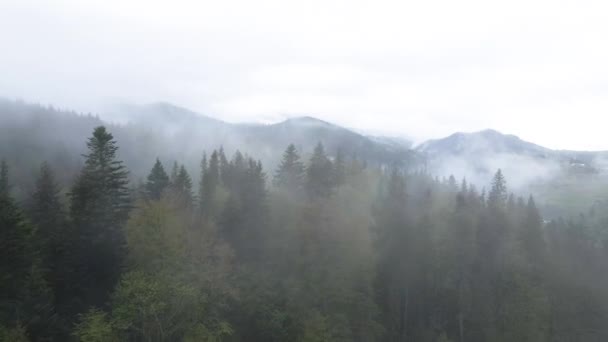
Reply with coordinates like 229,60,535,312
3,99,608,341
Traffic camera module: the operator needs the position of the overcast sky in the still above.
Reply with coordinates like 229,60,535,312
1,0,608,149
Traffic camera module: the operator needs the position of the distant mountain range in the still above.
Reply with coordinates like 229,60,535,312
0,99,415,197
3,97,608,195
103,102,416,167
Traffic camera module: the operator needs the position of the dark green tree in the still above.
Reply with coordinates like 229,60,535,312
69,126,131,311
145,158,169,200
172,165,194,206
0,162,54,340
306,143,334,199
273,144,305,193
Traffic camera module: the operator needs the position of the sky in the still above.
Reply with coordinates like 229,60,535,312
1,0,608,150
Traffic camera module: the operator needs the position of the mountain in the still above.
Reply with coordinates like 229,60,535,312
0,99,413,198
103,104,415,168
416,129,608,218
417,129,553,158
416,129,608,172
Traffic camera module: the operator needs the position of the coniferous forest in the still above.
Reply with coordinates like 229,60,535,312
3,123,608,342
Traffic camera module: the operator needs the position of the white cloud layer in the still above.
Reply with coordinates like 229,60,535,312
1,0,608,149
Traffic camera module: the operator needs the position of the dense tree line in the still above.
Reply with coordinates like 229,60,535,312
2,126,608,341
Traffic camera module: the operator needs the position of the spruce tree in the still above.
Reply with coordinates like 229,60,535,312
173,165,193,206
145,158,169,200
306,143,334,199
273,144,305,192
488,169,507,209
69,126,130,310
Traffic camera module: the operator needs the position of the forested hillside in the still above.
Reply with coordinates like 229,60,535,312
2,122,608,342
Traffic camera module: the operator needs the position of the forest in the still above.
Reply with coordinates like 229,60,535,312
2,122,608,342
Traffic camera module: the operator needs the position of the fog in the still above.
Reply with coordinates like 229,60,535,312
4,2,608,340
3,0,608,149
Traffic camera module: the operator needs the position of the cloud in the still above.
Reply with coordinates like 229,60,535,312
1,0,608,150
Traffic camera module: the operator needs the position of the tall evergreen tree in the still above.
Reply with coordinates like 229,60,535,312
69,126,130,311
306,143,334,199
488,169,507,209
274,144,305,193
172,165,194,206
145,158,169,200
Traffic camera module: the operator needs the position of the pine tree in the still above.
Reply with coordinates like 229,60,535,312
69,126,131,311
274,144,305,193
173,165,193,206
306,143,334,199
488,169,507,209
145,158,169,200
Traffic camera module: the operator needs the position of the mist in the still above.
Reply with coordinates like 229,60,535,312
4,1,608,341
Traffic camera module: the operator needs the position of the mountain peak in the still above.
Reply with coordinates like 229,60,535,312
282,116,334,126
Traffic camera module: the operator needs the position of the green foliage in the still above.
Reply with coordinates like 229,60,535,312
73,309,119,342
0,323,29,342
